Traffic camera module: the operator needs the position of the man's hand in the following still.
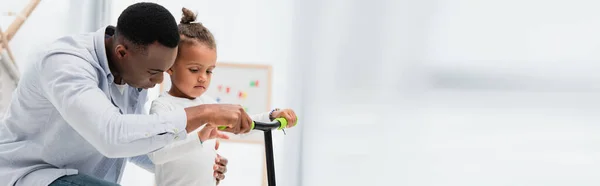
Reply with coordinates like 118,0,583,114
185,104,253,134
271,109,298,128
214,140,228,185
210,104,252,134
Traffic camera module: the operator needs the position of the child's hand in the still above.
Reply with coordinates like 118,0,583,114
198,125,230,142
214,141,228,185
271,109,298,128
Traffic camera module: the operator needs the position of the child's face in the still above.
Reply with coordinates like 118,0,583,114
168,44,217,98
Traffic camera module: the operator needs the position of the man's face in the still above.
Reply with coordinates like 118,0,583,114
115,41,177,89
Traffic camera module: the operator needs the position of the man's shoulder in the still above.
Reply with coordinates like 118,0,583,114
32,32,106,77
43,33,96,62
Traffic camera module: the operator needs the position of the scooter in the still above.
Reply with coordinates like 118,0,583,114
252,118,289,186
220,118,290,186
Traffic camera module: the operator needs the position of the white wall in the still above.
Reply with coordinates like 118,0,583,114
0,0,105,73
296,0,600,185
0,0,106,117
111,1,301,186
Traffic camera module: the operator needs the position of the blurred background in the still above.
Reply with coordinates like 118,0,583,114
3,0,600,185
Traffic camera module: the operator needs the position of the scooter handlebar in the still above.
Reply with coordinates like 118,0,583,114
217,118,289,131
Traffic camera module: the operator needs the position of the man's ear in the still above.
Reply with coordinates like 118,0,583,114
115,45,127,59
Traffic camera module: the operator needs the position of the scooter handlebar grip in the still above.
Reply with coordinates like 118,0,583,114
274,118,288,130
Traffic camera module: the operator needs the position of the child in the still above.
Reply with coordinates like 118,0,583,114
148,8,298,186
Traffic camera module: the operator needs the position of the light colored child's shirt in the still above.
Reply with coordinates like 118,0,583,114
149,92,271,186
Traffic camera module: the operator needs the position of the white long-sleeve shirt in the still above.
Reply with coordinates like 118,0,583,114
149,92,271,186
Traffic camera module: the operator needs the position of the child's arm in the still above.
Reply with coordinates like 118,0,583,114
203,96,271,123
147,100,206,165
232,109,298,132
250,111,271,122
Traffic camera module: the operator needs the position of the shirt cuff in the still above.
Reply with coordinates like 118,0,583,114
160,108,188,141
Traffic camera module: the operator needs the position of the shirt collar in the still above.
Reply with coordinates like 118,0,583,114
94,25,116,83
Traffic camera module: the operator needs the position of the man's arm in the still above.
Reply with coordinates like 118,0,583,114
148,131,205,164
39,54,194,158
146,100,206,164
39,54,251,158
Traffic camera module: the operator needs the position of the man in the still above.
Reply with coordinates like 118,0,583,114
0,3,253,186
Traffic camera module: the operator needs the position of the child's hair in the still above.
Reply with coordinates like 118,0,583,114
178,8,216,49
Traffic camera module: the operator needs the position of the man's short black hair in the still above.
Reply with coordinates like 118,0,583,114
116,2,179,49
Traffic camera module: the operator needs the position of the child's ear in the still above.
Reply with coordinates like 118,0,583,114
167,68,174,75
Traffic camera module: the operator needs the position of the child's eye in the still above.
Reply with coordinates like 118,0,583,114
189,69,199,73
207,70,213,74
